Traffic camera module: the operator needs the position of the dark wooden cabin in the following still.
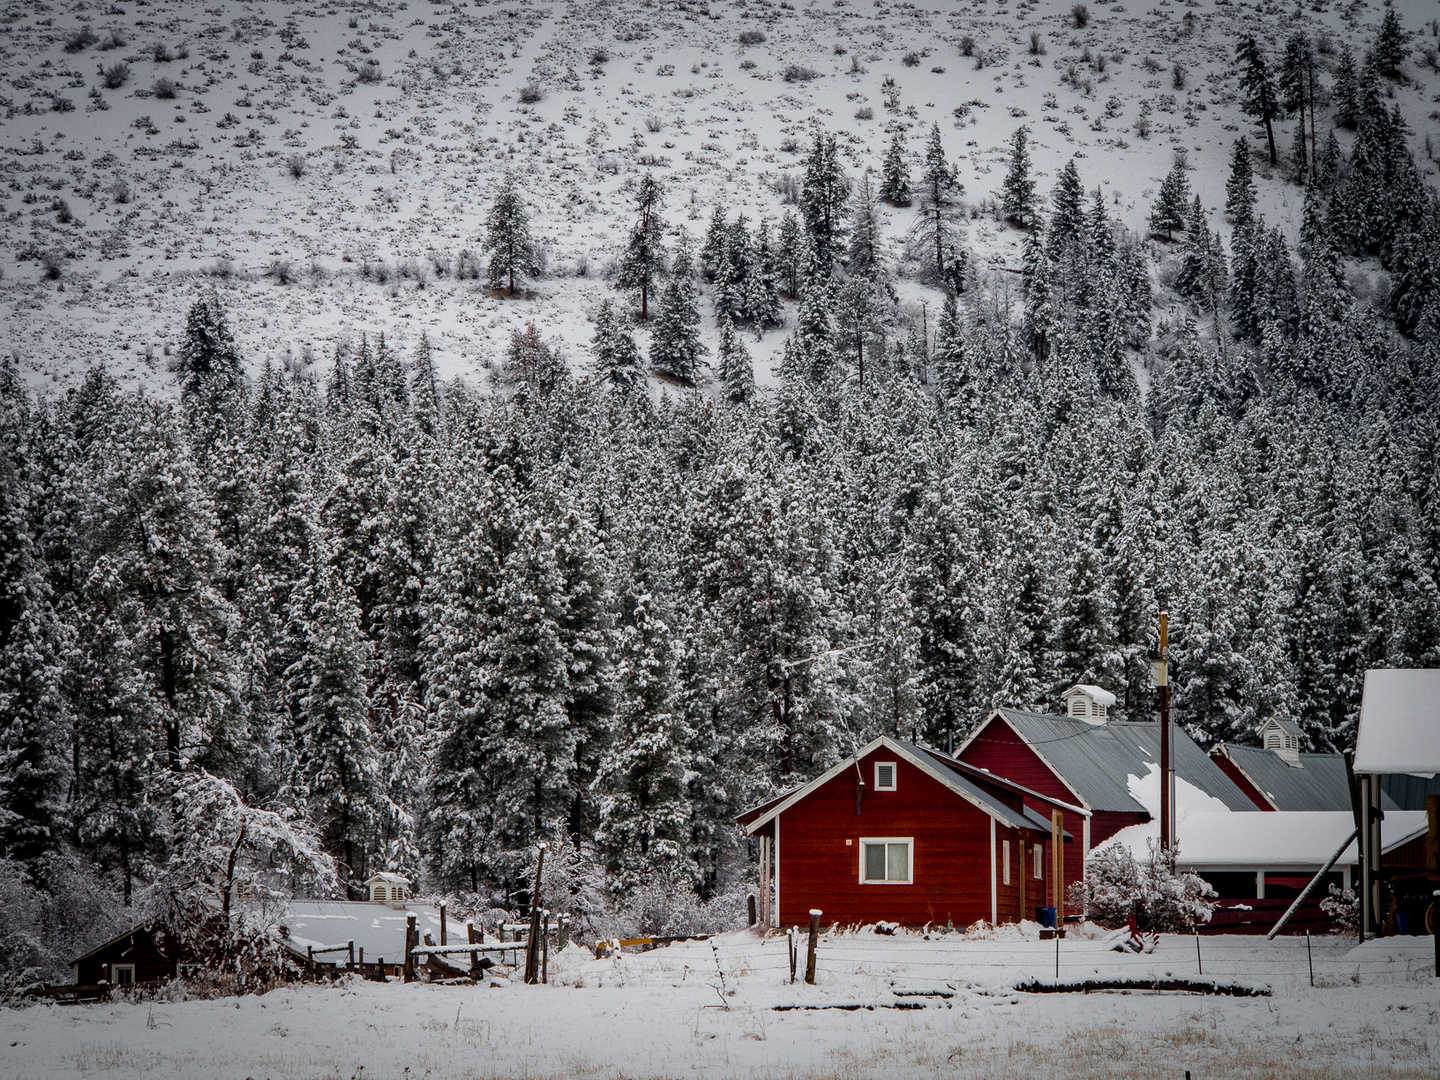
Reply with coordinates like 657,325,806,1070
71,924,189,988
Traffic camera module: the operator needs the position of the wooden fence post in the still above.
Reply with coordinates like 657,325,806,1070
558,915,570,950
358,946,364,976
307,945,314,979
542,912,550,985
439,902,447,946
347,940,355,973
804,910,821,985
467,923,481,980
404,914,418,983
748,893,757,927
788,927,797,983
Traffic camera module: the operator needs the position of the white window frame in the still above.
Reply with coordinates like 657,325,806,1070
873,761,897,792
1003,840,1011,885
1034,842,1043,880
111,963,136,986
858,837,913,884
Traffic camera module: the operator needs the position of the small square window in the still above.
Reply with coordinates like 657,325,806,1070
860,839,912,883
873,761,897,791
112,964,136,986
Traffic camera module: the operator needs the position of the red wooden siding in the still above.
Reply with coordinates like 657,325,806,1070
1211,753,1275,811
774,749,1047,927
958,718,1084,806
1384,832,1429,870
74,926,183,985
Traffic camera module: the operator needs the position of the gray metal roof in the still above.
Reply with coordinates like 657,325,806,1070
1380,771,1440,811
1216,745,1355,812
987,709,1256,814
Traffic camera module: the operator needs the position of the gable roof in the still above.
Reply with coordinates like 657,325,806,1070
960,709,1256,814
1211,744,1363,812
1354,668,1440,775
1064,684,1116,707
1256,717,1303,738
736,736,1065,837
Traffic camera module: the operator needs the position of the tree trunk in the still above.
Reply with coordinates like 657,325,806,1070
1263,115,1278,165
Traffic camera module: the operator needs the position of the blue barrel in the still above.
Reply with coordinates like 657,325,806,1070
1036,906,1057,929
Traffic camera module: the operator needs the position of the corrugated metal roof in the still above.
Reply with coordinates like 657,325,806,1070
990,709,1256,814
1217,745,1355,812
1380,771,1440,810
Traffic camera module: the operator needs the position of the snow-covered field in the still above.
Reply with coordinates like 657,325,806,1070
4,0,1439,395
3,930,1437,1079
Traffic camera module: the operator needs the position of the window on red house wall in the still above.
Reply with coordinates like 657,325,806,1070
860,838,912,883
873,761,896,791
1003,840,1011,885
1034,842,1043,879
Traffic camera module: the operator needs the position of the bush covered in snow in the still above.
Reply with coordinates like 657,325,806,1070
1320,883,1360,935
1070,840,1216,932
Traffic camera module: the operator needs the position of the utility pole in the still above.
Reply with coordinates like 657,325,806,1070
1152,612,1174,852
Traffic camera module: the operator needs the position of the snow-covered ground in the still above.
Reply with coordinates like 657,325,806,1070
4,0,1439,396
3,929,1437,1079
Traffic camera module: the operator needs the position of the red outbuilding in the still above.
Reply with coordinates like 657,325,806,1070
736,736,1082,929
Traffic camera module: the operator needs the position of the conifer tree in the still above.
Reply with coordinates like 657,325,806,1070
484,174,538,297
1371,0,1408,78
1149,159,1190,241
716,313,755,404
847,173,884,281
1046,158,1087,258
743,218,783,332
507,322,569,395
289,549,379,893
800,133,849,278
1237,36,1280,165
701,203,729,281
1281,34,1317,180
1333,45,1359,129
617,173,666,319
592,299,647,392
914,123,964,282
930,290,971,399
776,211,804,298
650,239,705,385
1224,138,1256,230
1002,126,1038,228
879,128,911,206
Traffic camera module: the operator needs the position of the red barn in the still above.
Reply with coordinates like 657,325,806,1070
955,695,1257,915
736,737,1082,928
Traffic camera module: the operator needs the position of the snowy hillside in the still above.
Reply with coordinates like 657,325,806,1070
4,0,1439,391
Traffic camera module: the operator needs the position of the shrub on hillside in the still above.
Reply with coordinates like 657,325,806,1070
64,26,98,53
152,77,178,99
782,63,818,82
738,30,766,46
101,62,130,89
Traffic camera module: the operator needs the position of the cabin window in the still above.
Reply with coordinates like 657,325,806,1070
111,964,135,986
1034,843,1043,879
1003,841,1011,885
859,838,912,884
873,762,897,792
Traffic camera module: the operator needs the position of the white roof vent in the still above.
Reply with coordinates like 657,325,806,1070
364,872,412,906
1256,718,1302,766
1062,684,1115,725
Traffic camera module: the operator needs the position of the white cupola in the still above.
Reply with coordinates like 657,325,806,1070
364,872,412,906
1062,684,1116,725
1256,717,1303,766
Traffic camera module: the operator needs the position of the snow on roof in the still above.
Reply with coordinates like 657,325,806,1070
1099,811,1431,870
364,872,412,885
267,901,464,971
1353,669,1440,775
979,710,1256,814
1065,685,1117,707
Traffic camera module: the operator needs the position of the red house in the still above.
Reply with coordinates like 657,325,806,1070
955,690,1256,915
736,736,1082,928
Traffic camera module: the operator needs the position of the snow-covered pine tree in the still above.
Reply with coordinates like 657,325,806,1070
847,173,884,281
287,547,379,894
743,217,783,333
1002,126,1038,228
879,128,911,206
507,322,569,396
484,174,538,296
776,211,805,298
930,290,971,399
716,313,755,404
800,132,849,278
1225,138,1256,230
1148,159,1190,241
1236,36,1280,165
617,173,667,319
701,203,729,281
650,239,705,384
1371,0,1408,79
592,299,647,392
913,123,964,282
1046,158,1087,260
1333,45,1359,129
593,592,691,898
179,292,244,407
